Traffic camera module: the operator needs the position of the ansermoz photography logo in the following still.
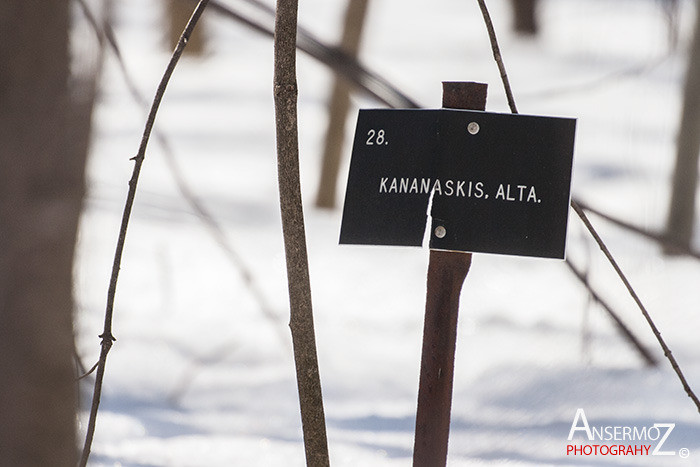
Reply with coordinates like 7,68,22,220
566,408,690,459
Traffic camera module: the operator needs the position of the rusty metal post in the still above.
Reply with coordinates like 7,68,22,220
412,81,487,466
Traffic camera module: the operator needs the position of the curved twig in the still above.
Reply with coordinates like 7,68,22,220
475,0,518,114
78,3,210,465
574,198,700,260
79,0,291,362
565,259,657,367
78,362,100,382
476,0,700,413
571,201,700,412
521,55,670,100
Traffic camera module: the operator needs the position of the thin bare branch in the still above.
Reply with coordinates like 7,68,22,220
78,0,291,387
475,0,518,113
203,0,419,108
79,2,210,465
565,259,657,366
521,55,670,100
273,0,330,463
475,0,700,413
160,144,290,350
78,361,100,381
571,201,700,412
574,198,700,260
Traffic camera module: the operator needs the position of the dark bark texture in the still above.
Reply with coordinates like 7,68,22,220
273,0,330,465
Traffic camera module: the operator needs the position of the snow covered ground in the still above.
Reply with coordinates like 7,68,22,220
74,0,700,465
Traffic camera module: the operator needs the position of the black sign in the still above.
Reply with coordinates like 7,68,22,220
339,109,576,259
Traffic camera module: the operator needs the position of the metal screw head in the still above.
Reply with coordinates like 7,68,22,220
467,122,480,135
434,225,446,238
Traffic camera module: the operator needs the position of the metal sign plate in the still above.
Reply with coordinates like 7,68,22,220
339,109,576,259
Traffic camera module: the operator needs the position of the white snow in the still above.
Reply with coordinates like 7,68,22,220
75,0,700,465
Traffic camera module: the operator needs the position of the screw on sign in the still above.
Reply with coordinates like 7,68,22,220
339,82,576,465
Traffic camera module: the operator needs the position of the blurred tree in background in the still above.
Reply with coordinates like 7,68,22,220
667,0,700,252
0,1,96,464
168,0,207,54
510,0,538,35
315,0,370,209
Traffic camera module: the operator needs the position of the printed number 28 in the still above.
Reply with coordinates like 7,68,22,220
366,129,387,146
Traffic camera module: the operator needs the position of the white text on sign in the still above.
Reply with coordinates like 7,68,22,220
378,177,540,203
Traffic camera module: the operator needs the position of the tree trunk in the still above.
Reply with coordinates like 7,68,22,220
0,2,89,465
661,0,680,50
666,2,700,252
273,0,330,464
168,0,206,54
315,0,370,209
510,0,538,35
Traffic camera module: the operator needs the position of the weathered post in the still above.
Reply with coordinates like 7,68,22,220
412,82,487,466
